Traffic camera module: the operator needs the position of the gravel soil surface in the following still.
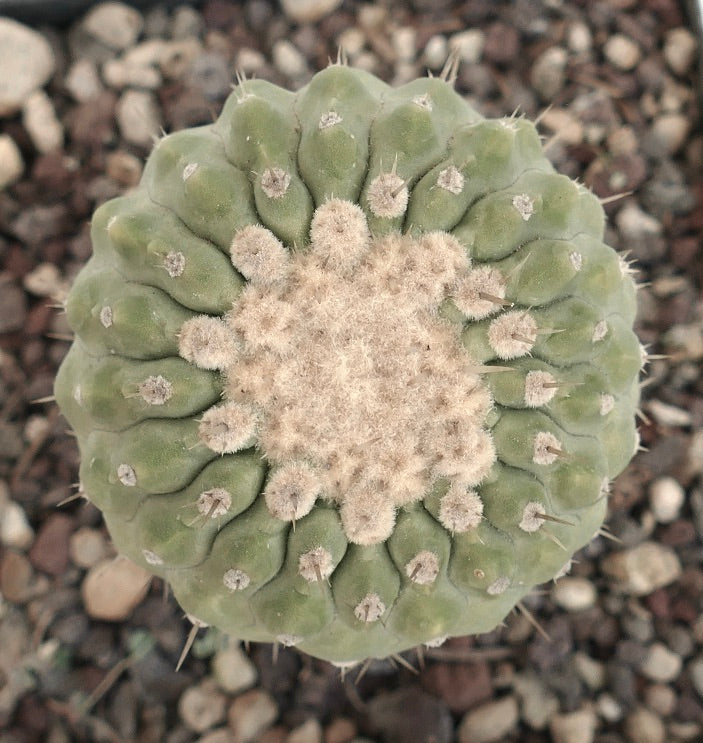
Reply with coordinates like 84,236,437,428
0,1,702,742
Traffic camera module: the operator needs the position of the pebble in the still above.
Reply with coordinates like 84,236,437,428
614,201,663,260
116,89,163,147
549,707,597,743
286,719,322,743
663,28,698,76
272,40,308,79
644,683,677,715
324,718,356,743
65,59,103,102
196,731,232,743
103,56,162,90
160,38,203,79
106,150,143,187
540,109,584,145
187,52,232,99
0,18,56,117
601,541,682,595
596,693,623,723
567,21,592,54
624,706,665,743
234,47,267,76
0,134,24,188
422,661,492,714
530,46,568,101
368,687,453,743
22,90,64,154
423,35,448,70
179,679,228,733
28,513,73,576
228,689,278,743
573,652,606,690
690,656,703,698
81,556,152,620
457,696,519,743
280,0,343,24
449,30,485,65
22,262,66,298
513,673,559,730
0,500,34,550
170,5,205,39
603,34,641,71
69,527,111,569
640,642,683,682
211,645,258,695
552,577,597,611
82,1,144,50
649,477,685,523
649,113,690,155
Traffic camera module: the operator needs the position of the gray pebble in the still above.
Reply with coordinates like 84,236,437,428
649,113,690,156
640,642,682,683
187,52,233,100
0,282,27,333
170,5,205,40
0,18,56,117
530,46,568,101
513,673,559,730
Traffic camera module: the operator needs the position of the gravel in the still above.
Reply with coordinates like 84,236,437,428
0,1,701,741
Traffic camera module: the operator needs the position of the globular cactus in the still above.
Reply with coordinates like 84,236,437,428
55,63,641,665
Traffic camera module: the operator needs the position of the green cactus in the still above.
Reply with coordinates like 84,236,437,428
55,63,641,665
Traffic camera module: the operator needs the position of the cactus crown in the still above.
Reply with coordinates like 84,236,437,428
55,63,641,664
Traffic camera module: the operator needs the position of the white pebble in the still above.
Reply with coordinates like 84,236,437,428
650,113,690,155
23,89,64,154
540,109,584,145
689,656,703,698
550,707,597,743
615,202,662,243
227,689,278,743
552,577,597,611
601,541,682,596
458,696,519,743
23,262,66,298
234,47,267,76
573,652,606,690
604,34,641,71
280,0,343,24
392,27,417,63
624,706,666,743
65,59,103,102
82,1,144,50
211,645,257,695
0,501,34,550
647,399,692,427
116,89,162,147
649,476,685,523
0,18,56,117
664,28,698,76
423,35,448,70
449,30,485,64
0,134,24,189
179,679,227,733
337,27,365,58
596,693,623,723
640,642,683,683
287,718,323,743
272,40,308,79
567,22,592,54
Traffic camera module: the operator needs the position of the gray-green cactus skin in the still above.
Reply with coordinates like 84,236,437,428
55,64,641,665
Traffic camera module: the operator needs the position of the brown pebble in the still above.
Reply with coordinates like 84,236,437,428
421,662,493,714
483,22,519,65
324,717,356,743
28,512,74,576
0,550,34,602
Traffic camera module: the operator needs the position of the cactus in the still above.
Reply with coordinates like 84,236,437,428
55,63,641,665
